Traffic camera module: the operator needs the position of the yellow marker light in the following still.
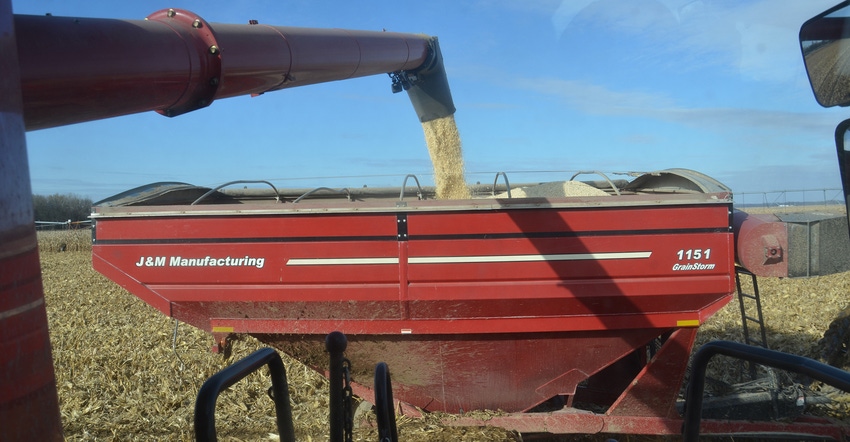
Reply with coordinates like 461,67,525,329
676,319,700,327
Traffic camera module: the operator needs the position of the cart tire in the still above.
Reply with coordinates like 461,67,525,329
374,362,398,442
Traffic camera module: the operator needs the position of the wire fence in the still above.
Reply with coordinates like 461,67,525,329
734,188,844,210
34,219,92,230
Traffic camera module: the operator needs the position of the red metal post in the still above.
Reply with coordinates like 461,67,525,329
0,0,64,439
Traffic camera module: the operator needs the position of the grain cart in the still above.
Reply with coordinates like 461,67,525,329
3,4,850,441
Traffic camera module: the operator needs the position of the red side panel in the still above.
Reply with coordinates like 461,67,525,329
93,213,403,330
92,203,734,335
92,200,734,412
405,205,734,332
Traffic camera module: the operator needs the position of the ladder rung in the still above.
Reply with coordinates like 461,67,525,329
744,315,763,323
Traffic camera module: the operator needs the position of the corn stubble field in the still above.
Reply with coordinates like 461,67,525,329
37,218,850,441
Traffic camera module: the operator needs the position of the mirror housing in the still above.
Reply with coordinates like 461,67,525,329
835,119,850,217
800,1,850,107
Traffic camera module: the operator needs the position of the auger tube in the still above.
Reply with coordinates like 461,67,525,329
14,9,456,130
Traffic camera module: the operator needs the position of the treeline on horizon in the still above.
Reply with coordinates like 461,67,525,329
33,193,92,224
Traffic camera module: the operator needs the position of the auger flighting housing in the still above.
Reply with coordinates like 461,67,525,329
14,8,456,130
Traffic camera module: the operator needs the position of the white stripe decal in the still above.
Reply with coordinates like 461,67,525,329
287,252,650,266
409,251,651,264
287,257,399,266
0,297,45,321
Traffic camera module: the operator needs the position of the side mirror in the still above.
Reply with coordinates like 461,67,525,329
803,3,850,238
800,1,850,107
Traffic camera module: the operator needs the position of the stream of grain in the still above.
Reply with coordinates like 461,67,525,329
422,114,470,199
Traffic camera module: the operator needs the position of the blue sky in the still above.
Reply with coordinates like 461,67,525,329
14,0,850,201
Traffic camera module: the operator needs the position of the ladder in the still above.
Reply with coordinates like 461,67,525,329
735,266,770,379
736,266,769,350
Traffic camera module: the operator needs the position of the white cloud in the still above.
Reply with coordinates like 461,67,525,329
516,76,837,137
550,0,840,82
551,0,598,36
516,77,676,114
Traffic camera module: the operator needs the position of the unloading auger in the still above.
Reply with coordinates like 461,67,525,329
15,8,456,130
